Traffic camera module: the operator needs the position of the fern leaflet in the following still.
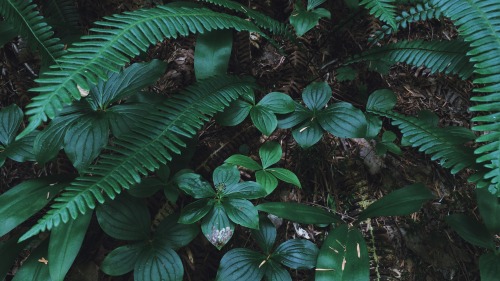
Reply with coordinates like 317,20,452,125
360,0,398,29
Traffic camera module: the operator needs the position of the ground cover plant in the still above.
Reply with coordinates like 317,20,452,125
0,0,499,280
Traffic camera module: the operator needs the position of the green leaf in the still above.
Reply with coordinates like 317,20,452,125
308,0,327,10
256,202,341,224
318,102,367,138
364,113,382,139
101,243,145,276
316,224,369,281
49,210,92,281
225,154,263,171
0,104,23,146
358,183,435,220
194,29,233,80
476,188,500,233
251,215,277,254
12,241,51,281
0,21,16,46
480,252,500,281
302,82,332,110
250,106,278,136
292,121,324,148
155,213,199,249
222,181,265,199
215,99,253,126
64,114,110,171
107,103,155,138
223,198,259,229
259,141,282,169
268,168,302,188
202,203,235,249
446,214,495,250
213,165,241,190
263,259,292,281
216,248,265,281
4,131,38,163
134,241,184,281
366,89,397,111
258,92,295,114
0,176,70,237
96,194,151,241
273,239,319,269
278,103,311,129
178,198,214,224
127,177,164,198
176,173,215,199
290,1,331,37
0,235,28,280
335,66,357,82
256,170,279,195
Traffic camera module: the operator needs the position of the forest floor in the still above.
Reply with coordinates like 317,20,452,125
0,0,485,280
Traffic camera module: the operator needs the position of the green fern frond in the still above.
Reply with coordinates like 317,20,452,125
360,0,398,29
18,6,265,139
430,0,500,190
347,39,474,79
369,109,478,174
19,75,258,241
369,2,441,44
43,0,80,38
0,0,66,65
198,0,293,38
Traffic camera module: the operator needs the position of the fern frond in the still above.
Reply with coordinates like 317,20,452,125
0,0,66,65
430,0,500,189
198,0,293,38
18,6,265,138
19,75,257,241
369,109,478,174
360,0,398,29
347,39,474,79
369,2,441,44
43,0,80,37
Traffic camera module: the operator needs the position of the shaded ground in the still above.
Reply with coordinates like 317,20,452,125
0,0,486,280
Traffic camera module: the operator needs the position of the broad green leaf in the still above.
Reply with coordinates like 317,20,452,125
64,114,109,171
292,121,323,148
194,30,233,80
260,141,282,169
308,0,327,10
256,202,341,224
0,235,28,280
446,214,495,250
251,215,277,254
156,213,199,249
0,21,16,46
0,104,23,146
178,198,214,224
134,241,183,281
107,103,155,137
96,194,150,241
12,241,50,281
302,82,331,110
268,168,302,188
263,259,292,281
316,224,369,281
49,210,92,281
213,165,241,190
225,154,263,171
366,89,397,111
273,239,319,269
417,110,439,127
215,99,253,126
216,248,265,281
250,106,278,136
127,177,164,198
476,188,500,233
358,183,435,220
222,181,265,199
223,198,259,229
3,131,38,163
278,103,311,129
256,170,279,195
364,113,382,139
258,92,295,114
201,203,235,249
0,176,70,237
176,173,215,199
335,66,357,82
290,2,331,37
318,102,367,138
480,252,500,281
101,242,145,276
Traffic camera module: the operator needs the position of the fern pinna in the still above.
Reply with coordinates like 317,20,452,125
20,75,258,241
430,0,500,192
14,6,265,138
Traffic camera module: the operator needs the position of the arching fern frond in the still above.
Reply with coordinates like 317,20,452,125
369,2,441,44
347,39,474,79
369,108,478,174
19,75,258,241
0,0,66,65
430,0,500,191
42,0,80,38
360,0,398,29
19,6,265,138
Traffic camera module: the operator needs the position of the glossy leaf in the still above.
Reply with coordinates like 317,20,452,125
127,177,164,198
480,252,500,281
274,239,319,269
213,165,241,190
96,194,151,241
251,215,277,254
225,154,262,171
106,103,155,137
3,131,38,163
101,243,145,276
446,214,495,250
302,82,331,110
223,198,259,229
308,0,327,10
222,181,265,199
318,102,367,138
156,213,199,249
258,92,295,114
216,248,265,281
48,210,92,281
0,104,23,146
476,188,500,233
178,198,214,224
176,173,215,199
278,103,311,129
250,106,278,136
358,183,435,220
290,2,331,37
134,241,184,281
194,29,233,80
365,113,382,139
260,141,282,169
0,235,28,280
202,203,235,249
256,170,279,195
12,241,50,281
316,224,369,281
268,168,302,188
215,99,253,126
256,202,341,224
366,89,397,111
292,121,323,148
264,259,292,281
